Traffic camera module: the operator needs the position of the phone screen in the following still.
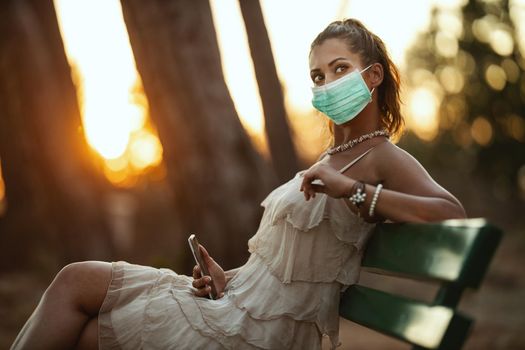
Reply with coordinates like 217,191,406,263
188,234,217,299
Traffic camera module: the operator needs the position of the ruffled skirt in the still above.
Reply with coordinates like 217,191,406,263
98,253,331,349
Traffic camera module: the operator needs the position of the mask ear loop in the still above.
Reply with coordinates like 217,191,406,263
360,63,374,73
367,87,376,104
361,64,376,98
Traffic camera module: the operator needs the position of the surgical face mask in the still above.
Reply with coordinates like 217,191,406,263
311,64,375,125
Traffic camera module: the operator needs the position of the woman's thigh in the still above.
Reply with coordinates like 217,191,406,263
75,317,98,350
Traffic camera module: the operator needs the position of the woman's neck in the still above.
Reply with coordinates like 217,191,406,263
335,106,383,145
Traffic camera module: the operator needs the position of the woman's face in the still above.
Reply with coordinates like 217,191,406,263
309,38,365,87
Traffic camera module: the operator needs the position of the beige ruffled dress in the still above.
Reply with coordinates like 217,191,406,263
98,151,376,349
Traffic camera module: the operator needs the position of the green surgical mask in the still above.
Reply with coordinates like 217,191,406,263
311,64,375,125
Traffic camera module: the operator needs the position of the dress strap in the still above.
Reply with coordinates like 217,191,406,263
338,146,376,174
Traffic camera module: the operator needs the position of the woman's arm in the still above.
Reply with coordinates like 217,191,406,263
301,143,466,223
349,144,466,223
352,183,466,223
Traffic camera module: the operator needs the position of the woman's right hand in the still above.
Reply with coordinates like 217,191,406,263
191,244,226,299
300,162,354,200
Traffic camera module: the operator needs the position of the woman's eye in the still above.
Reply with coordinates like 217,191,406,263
335,65,347,74
312,74,324,84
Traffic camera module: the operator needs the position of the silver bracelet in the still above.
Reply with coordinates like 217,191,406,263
349,181,367,217
368,184,383,217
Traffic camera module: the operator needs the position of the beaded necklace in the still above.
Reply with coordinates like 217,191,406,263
327,129,389,155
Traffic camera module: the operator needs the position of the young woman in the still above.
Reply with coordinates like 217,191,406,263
11,19,466,350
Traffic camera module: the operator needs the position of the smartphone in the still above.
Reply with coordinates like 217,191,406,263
188,234,217,300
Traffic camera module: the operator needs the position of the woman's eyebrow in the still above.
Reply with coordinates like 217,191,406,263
328,57,350,66
310,57,351,73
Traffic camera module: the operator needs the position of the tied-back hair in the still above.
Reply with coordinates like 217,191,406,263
310,18,404,147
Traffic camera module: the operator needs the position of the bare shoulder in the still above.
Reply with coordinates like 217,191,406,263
374,142,426,169
372,141,449,197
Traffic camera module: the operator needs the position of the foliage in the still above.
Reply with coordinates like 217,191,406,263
403,0,525,210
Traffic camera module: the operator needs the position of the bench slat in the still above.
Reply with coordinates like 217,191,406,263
338,219,503,349
339,285,472,350
361,219,502,288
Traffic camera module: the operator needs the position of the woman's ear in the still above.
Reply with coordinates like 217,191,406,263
368,63,384,89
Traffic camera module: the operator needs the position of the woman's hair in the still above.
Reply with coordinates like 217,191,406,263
310,19,404,145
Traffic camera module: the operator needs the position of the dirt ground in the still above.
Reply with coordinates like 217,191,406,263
1,232,524,349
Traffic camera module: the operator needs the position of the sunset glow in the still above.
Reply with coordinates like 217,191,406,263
54,0,163,186
209,0,263,134
50,0,525,182
53,0,464,171
0,0,521,216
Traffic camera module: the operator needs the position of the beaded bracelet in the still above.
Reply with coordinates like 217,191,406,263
349,181,367,216
368,183,383,217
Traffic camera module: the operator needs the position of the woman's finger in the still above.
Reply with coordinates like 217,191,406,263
192,265,201,279
301,171,315,185
300,177,313,195
194,285,212,297
301,176,325,200
199,244,214,264
310,184,325,193
307,185,323,199
192,276,211,289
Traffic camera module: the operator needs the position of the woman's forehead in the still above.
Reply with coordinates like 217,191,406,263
309,38,362,69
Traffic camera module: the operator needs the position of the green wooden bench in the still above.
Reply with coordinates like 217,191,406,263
339,218,503,350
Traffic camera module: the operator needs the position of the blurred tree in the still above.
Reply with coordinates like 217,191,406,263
120,0,277,269
0,0,113,268
403,0,525,224
238,0,300,182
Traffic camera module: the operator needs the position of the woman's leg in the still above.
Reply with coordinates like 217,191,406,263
11,261,112,350
75,317,99,350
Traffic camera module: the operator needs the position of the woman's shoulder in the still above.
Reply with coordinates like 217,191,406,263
372,140,421,165
371,139,464,209
371,141,431,181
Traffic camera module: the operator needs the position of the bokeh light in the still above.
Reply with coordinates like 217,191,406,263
502,58,521,83
438,66,465,94
435,31,459,57
129,130,163,170
472,15,499,43
485,64,507,91
501,114,525,141
470,116,494,146
490,28,514,56
407,87,440,141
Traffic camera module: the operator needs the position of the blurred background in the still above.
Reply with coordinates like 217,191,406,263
0,0,524,348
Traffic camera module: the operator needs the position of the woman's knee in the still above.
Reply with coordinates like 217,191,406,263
50,261,113,315
53,262,87,287
52,262,106,290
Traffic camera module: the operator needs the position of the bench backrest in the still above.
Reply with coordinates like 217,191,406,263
339,218,502,350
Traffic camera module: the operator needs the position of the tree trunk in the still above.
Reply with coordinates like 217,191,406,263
238,0,300,182
0,0,112,268
120,0,276,269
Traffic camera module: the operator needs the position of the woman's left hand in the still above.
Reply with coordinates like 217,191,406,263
300,163,353,200
192,244,226,299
